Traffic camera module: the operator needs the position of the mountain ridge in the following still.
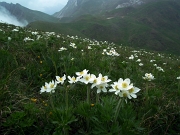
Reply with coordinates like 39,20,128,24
53,0,160,19
28,0,180,55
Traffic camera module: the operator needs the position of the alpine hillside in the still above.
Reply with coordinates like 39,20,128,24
28,0,180,55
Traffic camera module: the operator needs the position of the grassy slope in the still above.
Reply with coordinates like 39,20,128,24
27,0,180,55
1,22,180,135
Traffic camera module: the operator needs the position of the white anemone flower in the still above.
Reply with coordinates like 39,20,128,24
98,73,111,84
96,83,108,93
109,81,121,95
90,74,102,89
46,80,57,93
118,78,133,91
79,73,93,84
76,69,89,77
40,82,49,93
56,74,66,84
118,90,131,99
142,73,155,81
139,63,143,66
68,76,80,84
128,86,141,98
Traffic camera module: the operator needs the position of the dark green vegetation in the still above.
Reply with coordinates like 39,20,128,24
0,22,180,134
0,2,59,23
28,0,180,55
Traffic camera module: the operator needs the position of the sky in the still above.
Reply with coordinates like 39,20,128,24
0,0,68,15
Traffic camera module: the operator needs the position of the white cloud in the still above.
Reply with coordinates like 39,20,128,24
0,5,28,27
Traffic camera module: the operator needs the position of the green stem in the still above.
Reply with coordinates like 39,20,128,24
49,94,55,111
145,82,149,98
96,93,100,104
87,86,90,104
178,81,180,95
86,86,91,132
114,98,122,123
65,87,69,112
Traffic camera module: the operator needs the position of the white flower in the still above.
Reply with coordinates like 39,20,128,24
76,69,89,77
139,63,143,66
118,90,131,99
68,76,80,84
129,55,134,60
88,46,92,49
46,80,57,93
109,81,121,95
58,47,67,52
90,74,102,89
128,86,141,98
98,73,111,84
153,64,157,67
79,73,93,84
150,60,156,62
136,59,141,62
40,80,57,93
40,82,49,93
143,73,155,81
32,31,38,35
118,78,133,91
156,67,164,72
70,43,77,48
56,74,66,84
96,83,108,93
177,76,180,80
12,29,19,32
8,37,11,41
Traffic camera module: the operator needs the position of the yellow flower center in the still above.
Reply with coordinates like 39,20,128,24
93,79,97,83
85,76,90,81
129,88,134,93
100,86,104,89
80,71,84,75
115,85,119,90
50,84,54,88
101,77,105,82
72,77,76,81
123,93,128,98
59,78,63,81
122,82,127,88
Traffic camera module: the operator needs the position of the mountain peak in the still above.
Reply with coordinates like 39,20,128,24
53,0,146,18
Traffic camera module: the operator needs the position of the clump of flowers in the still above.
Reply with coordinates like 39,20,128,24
109,78,140,100
142,73,155,81
40,69,140,101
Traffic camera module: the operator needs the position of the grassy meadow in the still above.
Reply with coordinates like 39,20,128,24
0,22,180,135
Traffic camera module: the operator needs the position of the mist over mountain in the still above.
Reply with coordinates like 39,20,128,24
0,5,27,27
0,2,59,26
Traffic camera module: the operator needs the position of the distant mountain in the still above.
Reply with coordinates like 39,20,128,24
53,0,158,19
0,2,59,24
28,0,180,55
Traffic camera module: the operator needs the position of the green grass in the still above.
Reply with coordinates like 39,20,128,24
0,22,180,135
